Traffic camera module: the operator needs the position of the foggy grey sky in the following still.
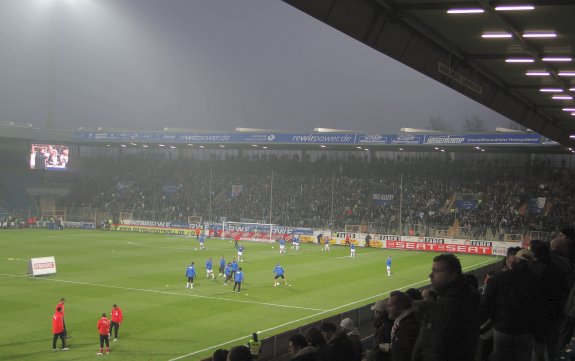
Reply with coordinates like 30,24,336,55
0,0,515,133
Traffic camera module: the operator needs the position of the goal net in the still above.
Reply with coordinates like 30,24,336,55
222,221,276,243
188,216,203,236
119,212,133,223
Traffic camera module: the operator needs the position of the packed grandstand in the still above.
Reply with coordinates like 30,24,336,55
1,132,573,243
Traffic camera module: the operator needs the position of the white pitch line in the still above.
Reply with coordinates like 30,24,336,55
0,273,325,312
166,256,499,361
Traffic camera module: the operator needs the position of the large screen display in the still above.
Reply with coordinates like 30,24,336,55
30,144,69,170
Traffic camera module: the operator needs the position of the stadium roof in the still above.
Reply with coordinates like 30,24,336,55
281,0,575,146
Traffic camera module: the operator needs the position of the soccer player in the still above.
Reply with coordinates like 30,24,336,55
52,307,69,351
110,304,123,341
224,262,232,285
279,237,287,254
233,267,244,293
199,234,205,250
350,242,356,258
293,234,300,251
218,256,226,277
323,235,330,251
206,257,215,279
237,244,244,262
273,263,288,286
345,233,351,245
97,313,110,355
231,258,239,277
386,255,392,276
234,233,240,248
55,298,68,338
186,261,196,289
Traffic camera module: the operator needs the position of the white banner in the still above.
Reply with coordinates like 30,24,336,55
27,256,57,276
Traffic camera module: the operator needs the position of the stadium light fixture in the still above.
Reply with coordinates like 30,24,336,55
364,148,370,151
262,146,268,149
570,135,575,139
169,146,176,149
526,71,550,76
120,144,126,148
542,57,572,62
482,32,512,38
540,88,563,92
159,144,165,147
398,148,404,151
187,144,194,147
219,145,225,148
320,145,326,148
523,32,557,38
553,95,573,100
559,72,575,77
356,146,362,149
447,8,484,14
562,108,575,112
251,144,258,147
506,58,534,63
199,145,205,148
142,145,148,148
495,5,534,11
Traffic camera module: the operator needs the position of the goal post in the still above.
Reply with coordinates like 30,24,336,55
188,216,203,236
119,212,133,223
222,221,275,243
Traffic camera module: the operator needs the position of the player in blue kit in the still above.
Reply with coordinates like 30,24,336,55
218,256,226,277
386,256,392,276
233,267,244,293
293,234,300,251
273,264,288,287
237,245,244,262
350,243,356,258
279,238,287,254
205,258,215,279
199,234,205,250
224,263,232,285
231,259,239,277
185,262,196,289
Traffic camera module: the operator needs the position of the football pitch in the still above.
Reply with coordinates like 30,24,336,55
0,229,499,361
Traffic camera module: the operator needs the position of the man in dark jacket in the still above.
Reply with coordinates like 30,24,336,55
288,334,317,361
411,254,480,361
482,249,540,361
387,291,420,361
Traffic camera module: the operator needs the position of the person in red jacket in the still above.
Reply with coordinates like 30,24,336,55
55,298,68,337
110,304,123,341
97,313,110,355
52,307,69,351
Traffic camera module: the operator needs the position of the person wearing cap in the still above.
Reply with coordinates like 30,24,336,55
481,249,541,361
340,318,362,361
386,291,420,361
366,299,392,361
109,304,123,341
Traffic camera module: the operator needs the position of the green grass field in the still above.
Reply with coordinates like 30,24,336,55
0,229,499,361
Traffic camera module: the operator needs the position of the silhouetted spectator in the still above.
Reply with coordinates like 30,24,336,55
412,254,480,361
288,334,316,361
